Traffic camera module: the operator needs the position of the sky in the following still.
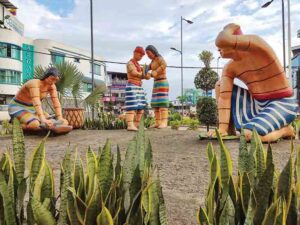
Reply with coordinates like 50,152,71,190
10,0,300,100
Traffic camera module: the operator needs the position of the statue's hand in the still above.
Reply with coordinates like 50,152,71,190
41,119,54,128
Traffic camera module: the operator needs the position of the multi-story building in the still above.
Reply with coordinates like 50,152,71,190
0,0,107,108
104,71,127,113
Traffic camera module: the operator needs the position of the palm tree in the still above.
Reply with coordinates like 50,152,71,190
34,61,106,110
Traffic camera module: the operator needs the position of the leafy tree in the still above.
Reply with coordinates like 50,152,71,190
197,97,217,132
194,50,218,95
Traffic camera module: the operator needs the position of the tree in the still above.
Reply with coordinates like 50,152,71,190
194,50,218,95
197,97,218,132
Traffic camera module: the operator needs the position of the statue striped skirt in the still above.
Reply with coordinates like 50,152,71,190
125,83,147,111
231,85,298,136
151,79,169,108
8,98,39,124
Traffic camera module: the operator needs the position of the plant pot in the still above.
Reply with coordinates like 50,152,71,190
63,108,85,129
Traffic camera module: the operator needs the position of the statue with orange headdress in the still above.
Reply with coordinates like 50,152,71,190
8,67,72,134
212,23,298,142
125,46,151,131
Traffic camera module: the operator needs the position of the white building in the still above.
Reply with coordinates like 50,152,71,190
0,0,107,107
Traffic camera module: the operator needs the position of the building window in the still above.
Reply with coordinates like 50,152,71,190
51,52,65,64
91,63,101,75
74,57,80,63
0,69,21,85
0,42,21,60
82,82,93,92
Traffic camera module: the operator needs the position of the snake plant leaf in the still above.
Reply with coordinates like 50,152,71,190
244,192,256,225
144,138,153,169
67,189,82,225
96,205,114,225
58,149,72,225
86,147,97,202
0,170,16,225
68,187,86,224
262,198,279,225
16,178,27,224
205,179,215,224
12,118,25,184
98,139,113,200
115,145,122,181
228,176,237,206
253,129,266,181
219,196,235,225
277,155,293,208
209,152,220,185
286,190,297,225
84,184,102,225
240,173,251,214
238,128,249,175
216,129,233,190
207,142,215,165
41,162,54,203
148,179,160,225
197,207,210,225
253,146,274,225
33,159,45,202
275,199,286,225
129,166,142,209
29,138,46,191
156,174,168,225
137,118,146,177
31,197,56,225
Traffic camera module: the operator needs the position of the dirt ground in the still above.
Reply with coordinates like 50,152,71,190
0,128,297,225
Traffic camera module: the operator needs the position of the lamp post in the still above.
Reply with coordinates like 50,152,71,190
170,16,193,115
90,0,95,119
262,0,286,72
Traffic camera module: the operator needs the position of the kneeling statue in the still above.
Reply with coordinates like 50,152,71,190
214,23,298,142
8,67,72,134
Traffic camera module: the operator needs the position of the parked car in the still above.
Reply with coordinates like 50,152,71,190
0,105,10,122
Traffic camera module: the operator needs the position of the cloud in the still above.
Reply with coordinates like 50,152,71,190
10,0,300,100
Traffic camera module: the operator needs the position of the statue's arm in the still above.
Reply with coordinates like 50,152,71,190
49,84,63,119
127,62,142,78
27,81,46,121
218,66,235,134
151,57,167,78
215,23,261,52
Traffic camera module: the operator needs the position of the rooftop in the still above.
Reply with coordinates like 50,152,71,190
0,0,17,9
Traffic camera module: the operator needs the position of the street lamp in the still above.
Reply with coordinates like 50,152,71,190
261,0,286,72
90,0,95,119
170,16,193,115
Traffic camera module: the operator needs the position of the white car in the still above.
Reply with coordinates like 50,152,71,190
0,105,10,122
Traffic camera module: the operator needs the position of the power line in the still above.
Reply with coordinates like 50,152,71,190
0,45,223,69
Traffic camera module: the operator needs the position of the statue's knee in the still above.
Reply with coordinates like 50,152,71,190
27,120,40,129
244,129,252,141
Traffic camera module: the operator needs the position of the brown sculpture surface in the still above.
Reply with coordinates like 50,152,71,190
213,23,298,142
146,45,169,129
8,67,72,134
125,46,150,131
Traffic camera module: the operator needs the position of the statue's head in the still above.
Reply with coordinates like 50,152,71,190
216,23,243,59
41,67,60,85
145,45,160,60
133,46,145,61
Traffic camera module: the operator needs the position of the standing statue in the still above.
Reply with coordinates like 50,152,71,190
8,67,72,134
214,23,298,142
146,45,169,129
125,46,150,131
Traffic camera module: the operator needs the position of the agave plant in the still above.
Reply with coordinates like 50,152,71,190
197,129,300,225
0,118,167,225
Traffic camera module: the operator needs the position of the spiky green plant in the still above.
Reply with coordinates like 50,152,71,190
197,128,300,225
0,118,167,225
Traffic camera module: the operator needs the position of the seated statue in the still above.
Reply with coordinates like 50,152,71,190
8,67,72,134
213,23,298,142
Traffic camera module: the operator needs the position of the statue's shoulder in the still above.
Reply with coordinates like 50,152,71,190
25,79,40,88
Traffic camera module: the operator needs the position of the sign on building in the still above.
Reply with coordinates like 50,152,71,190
22,44,34,82
4,16,24,36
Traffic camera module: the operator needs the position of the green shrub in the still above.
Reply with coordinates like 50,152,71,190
170,120,181,130
196,97,217,132
0,118,167,225
197,128,300,225
0,119,12,136
169,112,182,123
188,119,199,130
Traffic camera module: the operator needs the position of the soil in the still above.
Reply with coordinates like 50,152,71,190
0,128,297,225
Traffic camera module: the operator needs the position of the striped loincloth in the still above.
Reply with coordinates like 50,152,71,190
8,98,39,125
125,82,147,111
151,79,169,108
231,85,298,136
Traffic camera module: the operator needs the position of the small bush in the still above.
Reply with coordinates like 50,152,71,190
197,97,217,132
170,120,181,130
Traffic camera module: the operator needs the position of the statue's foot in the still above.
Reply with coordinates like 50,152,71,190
50,125,73,134
127,125,138,131
158,123,168,129
281,125,295,139
149,124,160,129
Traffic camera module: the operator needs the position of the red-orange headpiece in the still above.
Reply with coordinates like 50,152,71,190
134,46,145,55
